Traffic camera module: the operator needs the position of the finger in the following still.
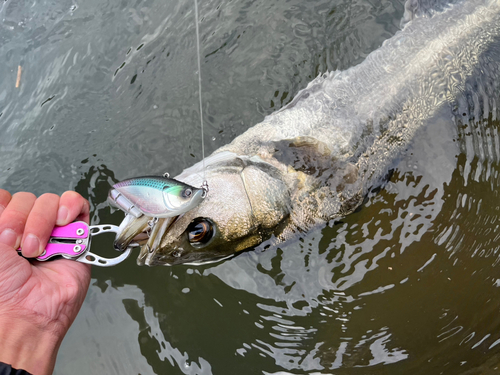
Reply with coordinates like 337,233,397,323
0,189,12,217
57,191,90,225
0,192,36,249
21,193,60,258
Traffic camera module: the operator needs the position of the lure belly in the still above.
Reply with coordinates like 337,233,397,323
108,176,206,218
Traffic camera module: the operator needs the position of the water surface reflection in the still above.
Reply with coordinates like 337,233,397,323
2,0,500,374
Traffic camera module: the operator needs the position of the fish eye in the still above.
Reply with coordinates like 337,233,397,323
187,218,214,246
183,188,192,198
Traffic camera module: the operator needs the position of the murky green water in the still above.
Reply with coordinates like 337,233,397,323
2,0,500,374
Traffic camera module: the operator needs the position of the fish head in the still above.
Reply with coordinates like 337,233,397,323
115,152,291,266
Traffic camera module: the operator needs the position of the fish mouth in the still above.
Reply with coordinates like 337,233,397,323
135,214,234,266
117,214,218,267
137,246,235,266
114,214,150,251
136,215,179,266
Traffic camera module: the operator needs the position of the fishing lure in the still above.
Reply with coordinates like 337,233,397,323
17,176,207,266
108,175,207,218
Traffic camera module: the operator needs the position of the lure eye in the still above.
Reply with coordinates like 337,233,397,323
183,188,192,198
187,218,214,245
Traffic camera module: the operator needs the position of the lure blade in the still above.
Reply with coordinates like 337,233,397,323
109,175,206,218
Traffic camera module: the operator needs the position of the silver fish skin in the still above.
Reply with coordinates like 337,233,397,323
119,0,500,266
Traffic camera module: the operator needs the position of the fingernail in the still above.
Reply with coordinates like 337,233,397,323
0,229,18,248
57,206,69,225
22,234,41,257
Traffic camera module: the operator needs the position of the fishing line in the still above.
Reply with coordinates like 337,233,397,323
194,0,207,186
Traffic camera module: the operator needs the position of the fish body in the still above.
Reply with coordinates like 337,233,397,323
116,0,500,265
109,176,206,218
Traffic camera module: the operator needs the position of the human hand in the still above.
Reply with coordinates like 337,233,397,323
0,190,91,375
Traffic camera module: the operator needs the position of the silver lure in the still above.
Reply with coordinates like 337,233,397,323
108,175,207,218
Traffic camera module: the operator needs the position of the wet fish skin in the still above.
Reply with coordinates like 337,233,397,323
124,0,500,265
